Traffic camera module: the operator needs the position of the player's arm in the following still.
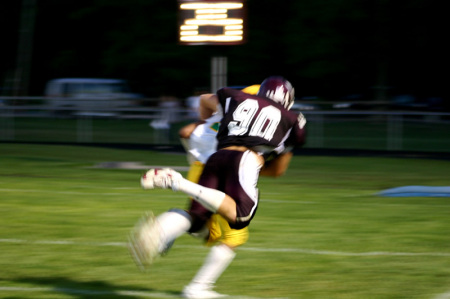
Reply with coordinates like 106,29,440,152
179,122,204,139
180,93,220,138
259,151,293,177
260,113,305,177
199,93,219,120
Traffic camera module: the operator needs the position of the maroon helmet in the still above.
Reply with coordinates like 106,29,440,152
257,76,295,110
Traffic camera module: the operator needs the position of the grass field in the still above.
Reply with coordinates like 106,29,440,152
1,143,450,299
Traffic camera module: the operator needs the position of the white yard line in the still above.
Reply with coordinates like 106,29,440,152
3,188,450,208
0,238,447,299
435,290,450,299
1,238,449,257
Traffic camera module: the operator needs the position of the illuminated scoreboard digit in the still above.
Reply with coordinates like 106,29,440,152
178,0,246,45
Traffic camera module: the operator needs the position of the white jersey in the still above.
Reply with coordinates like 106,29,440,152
189,108,222,164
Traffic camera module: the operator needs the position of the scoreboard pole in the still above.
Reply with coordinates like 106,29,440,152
211,56,227,92
178,0,246,91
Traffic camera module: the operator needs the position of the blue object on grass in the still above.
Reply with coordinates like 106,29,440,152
378,186,450,197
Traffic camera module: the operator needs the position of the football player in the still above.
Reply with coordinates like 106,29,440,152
133,77,306,298
178,85,260,248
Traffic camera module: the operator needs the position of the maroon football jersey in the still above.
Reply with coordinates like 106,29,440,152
216,87,306,156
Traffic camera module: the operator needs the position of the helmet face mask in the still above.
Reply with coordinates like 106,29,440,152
257,76,295,110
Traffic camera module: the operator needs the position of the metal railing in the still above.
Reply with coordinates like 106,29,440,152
1,97,449,153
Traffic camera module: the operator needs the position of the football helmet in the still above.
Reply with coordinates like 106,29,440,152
257,76,295,110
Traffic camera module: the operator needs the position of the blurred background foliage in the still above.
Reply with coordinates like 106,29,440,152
0,0,446,103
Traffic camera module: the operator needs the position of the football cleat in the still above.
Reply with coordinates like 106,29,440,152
182,284,226,299
140,168,182,191
128,212,162,270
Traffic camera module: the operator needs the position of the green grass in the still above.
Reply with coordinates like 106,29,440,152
1,143,450,298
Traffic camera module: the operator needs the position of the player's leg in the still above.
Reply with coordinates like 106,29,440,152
186,149,262,228
182,222,248,298
183,162,231,298
188,162,248,247
128,208,192,268
206,215,249,248
130,159,207,267
205,214,224,245
156,208,192,253
186,160,204,183
181,150,258,298
140,150,262,227
182,244,234,299
185,161,242,246
183,208,248,298
141,167,234,221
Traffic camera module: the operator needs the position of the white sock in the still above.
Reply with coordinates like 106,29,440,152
175,179,226,213
189,244,236,288
156,209,192,252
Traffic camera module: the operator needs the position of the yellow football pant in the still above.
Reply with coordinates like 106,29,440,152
187,161,249,248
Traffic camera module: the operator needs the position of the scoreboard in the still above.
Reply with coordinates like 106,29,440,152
178,0,246,45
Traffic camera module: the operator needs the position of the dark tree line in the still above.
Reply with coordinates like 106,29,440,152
1,0,446,105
